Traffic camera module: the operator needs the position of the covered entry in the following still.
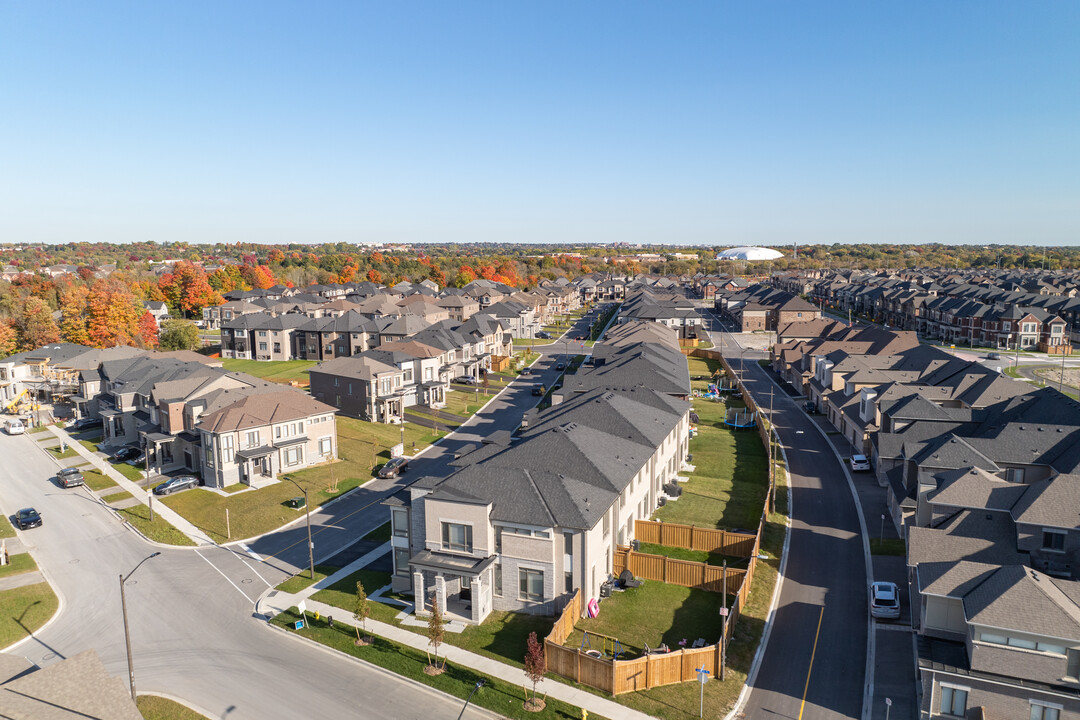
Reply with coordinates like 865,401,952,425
409,550,496,625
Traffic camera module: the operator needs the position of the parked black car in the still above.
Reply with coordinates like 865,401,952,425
531,384,546,397
555,361,567,371
153,475,199,495
14,508,42,530
56,467,85,488
68,417,103,432
110,446,141,463
804,402,819,414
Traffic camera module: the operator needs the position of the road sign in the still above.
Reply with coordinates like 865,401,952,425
885,698,892,706
297,600,307,614
293,620,304,630
719,607,728,616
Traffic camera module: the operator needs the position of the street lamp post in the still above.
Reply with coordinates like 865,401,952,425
120,551,161,700
143,435,154,522
283,475,315,580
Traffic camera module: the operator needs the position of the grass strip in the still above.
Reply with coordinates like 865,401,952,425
0,553,37,579
271,609,603,720
136,695,212,720
116,504,196,546
0,582,58,648
102,491,134,504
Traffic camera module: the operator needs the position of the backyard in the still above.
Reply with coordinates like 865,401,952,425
160,416,443,543
220,358,318,385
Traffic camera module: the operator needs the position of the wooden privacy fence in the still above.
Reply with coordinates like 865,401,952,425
634,520,756,556
614,546,746,595
544,588,727,696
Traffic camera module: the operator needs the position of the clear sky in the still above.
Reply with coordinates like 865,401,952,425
2,2,1078,247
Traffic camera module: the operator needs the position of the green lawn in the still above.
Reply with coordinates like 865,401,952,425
635,543,741,567
221,358,318,385
311,569,400,623
116,504,196,546
81,469,119,492
46,445,78,459
0,582,59,648
0,516,14,539
110,462,146,483
27,425,49,434
0,553,37,579
652,357,768,531
566,582,727,658
870,537,907,556
101,490,133,504
137,695,212,720
272,609,603,720
275,564,340,594
160,417,441,543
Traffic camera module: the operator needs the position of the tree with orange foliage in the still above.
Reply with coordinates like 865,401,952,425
137,311,159,348
60,286,91,345
0,321,16,358
240,264,276,290
16,296,60,350
159,261,222,317
367,269,382,284
268,249,285,264
87,280,142,348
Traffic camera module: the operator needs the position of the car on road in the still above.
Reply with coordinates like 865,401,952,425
153,475,200,495
454,376,477,385
68,416,104,432
56,467,85,488
536,331,551,339
520,367,531,375
378,456,410,479
531,384,546,397
870,581,901,620
850,454,871,471
110,446,141,463
986,352,1001,360
14,507,42,530
804,402,819,414
555,361,567,371
4,418,25,435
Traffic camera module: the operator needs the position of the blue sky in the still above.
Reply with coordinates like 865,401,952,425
2,2,1077,246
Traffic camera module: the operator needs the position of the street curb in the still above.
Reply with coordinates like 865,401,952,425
260,618,503,719
725,419,794,720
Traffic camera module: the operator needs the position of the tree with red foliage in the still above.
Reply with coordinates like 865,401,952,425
137,310,159,348
367,269,382,284
523,631,547,710
240,264,276,290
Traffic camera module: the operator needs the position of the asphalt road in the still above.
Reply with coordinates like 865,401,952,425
0,427,494,718
697,311,868,720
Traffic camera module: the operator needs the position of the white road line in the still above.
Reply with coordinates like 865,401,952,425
238,555,272,588
195,549,254,603
240,542,262,561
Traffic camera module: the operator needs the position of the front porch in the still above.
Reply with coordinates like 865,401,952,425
410,550,497,625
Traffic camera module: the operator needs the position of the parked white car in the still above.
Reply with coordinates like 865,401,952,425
4,418,25,435
850,454,870,471
870,581,901,620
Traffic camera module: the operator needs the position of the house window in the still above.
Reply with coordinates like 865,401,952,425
1007,468,1025,483
519,568,543,603
204,434,215,468
1030,702,1062,720
259,342,268,351
1043,530,1066,552
1067,649,1080,681
938,684,968,717
403,368,413,383
394,547,410,577
495,526,503,554
392,508,408,537
245,431,259,448
494,563,502,596
381,379,392,394
603,511,610,537
318,437,332,456
284,447,302,466
441,523,473,553
565,571,573,593
221,435,235,464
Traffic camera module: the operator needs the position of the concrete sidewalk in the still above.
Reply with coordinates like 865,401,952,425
46,425,215,546
260,589,653,720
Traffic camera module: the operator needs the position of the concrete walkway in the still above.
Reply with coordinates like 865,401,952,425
45,426,215,546
0,569,45,591
257,543,652,720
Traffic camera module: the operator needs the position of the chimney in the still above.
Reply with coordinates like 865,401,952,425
860,388,878,424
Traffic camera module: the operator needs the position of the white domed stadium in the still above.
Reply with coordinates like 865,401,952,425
716,246,784,261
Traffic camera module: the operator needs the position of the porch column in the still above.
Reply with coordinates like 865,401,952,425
413,570,425,613
472,574,485,623
435,575,447,616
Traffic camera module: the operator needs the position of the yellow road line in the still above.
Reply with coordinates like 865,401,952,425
798,605,825,720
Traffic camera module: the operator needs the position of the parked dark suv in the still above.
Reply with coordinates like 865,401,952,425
68,417,103,432
56,467,85,488
153,476,199,496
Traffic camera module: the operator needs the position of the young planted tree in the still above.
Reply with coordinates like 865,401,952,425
353,580,371,645
523,631,547,711
426,595,445,673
